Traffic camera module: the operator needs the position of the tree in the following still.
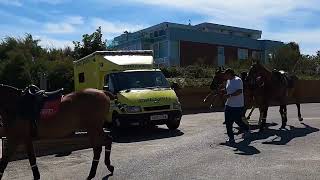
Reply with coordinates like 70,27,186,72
0,34,75,90
0,54,32,88
73,27,107,59
0,34,44,62
269,42,301,73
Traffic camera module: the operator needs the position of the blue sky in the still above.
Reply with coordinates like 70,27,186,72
1,0,320,55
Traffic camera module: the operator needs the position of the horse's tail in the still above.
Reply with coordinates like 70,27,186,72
291,58,301,74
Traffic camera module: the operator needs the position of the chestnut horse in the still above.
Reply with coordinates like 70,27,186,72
246,62,303,131
0,84,114,180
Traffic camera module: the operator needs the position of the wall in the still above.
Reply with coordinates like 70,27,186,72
175,80,320,112
179,41,262,66
180,41,217,66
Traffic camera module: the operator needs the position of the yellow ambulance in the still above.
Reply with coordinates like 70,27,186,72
73,50,182,130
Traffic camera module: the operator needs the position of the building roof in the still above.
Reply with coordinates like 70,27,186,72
114,21,262,42
195,23,262,35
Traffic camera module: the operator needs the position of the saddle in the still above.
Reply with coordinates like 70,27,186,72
272,70,289,87
271,70,296,88
17,85,63,137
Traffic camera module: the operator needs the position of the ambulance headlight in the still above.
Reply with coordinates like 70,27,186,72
173,102,181,109
125,106,142,113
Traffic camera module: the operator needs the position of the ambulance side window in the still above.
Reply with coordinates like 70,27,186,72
78,73,85,83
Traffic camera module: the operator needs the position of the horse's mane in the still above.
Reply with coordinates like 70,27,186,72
253,63,272,75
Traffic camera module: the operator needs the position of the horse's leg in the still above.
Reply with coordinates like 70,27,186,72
104,133,114,175
87,130,103,180
259,106,268,132
26,139,40,180
296,103,303,121
0,140,17,179
87,146,102,180
280,105,288,129
247,107,255,120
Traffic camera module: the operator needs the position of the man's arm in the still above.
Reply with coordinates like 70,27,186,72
226,89,242,98
225,79,243,98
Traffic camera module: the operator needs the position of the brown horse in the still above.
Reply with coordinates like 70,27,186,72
0,84,114,180
246,62,303,131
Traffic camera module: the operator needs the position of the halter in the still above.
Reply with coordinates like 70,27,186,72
0,84,23,91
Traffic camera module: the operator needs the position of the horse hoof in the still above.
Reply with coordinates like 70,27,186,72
108,165,114,175
259,128,264,133
280,125,286,130
299,118,304,122
87,172,97,180
87,176,94,180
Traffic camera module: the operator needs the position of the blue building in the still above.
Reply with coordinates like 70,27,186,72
113,22,283,67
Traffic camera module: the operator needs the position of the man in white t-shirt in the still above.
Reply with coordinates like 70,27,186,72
223,68,250,144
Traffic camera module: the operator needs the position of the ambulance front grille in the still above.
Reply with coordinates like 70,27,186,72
144,105,170,112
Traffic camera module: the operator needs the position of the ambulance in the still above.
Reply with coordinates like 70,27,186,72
73,50,182,130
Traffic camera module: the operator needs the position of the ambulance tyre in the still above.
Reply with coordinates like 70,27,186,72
166,118,181,130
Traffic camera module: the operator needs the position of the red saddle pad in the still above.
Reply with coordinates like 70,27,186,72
40,98,61,121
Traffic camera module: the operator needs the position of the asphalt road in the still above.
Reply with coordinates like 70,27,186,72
3,103,320,180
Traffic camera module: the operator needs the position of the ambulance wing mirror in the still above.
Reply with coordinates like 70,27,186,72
171,82,179,90
103,85,109,91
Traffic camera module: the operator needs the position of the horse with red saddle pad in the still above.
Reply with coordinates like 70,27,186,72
0,84,114,180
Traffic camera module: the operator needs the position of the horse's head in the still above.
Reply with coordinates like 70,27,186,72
0,84,23,126
210,67,227,92
246,62,270,89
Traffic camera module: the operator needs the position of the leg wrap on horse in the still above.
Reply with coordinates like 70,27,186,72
30,164,40,180
87,147,102,179
104,144,114,175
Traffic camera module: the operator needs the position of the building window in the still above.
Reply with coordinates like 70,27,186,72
159,41,168,58
154,31,159,37
159,30,166,36
78,73,85,83
238,48,248,60
252,51,261,60
153,43,159,58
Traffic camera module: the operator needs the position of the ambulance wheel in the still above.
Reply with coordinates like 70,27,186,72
166,118,181,130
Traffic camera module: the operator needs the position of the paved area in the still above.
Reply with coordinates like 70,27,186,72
2,103,320,180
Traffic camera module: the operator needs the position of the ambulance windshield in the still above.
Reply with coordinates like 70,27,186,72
107,71,170,92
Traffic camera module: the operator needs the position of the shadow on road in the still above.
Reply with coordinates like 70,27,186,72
112,126,184,143
261,123,319,145
182,108,224,115
220,122,319,155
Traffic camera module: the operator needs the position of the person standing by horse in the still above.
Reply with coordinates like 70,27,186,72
223,68,250,144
